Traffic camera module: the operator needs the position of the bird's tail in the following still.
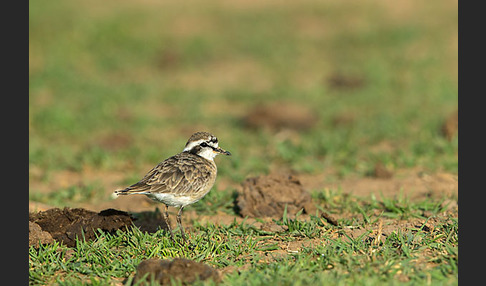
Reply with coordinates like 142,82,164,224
114,188,131,196
114,185,150,196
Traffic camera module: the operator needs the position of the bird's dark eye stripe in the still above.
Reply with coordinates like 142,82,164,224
201,142,215,149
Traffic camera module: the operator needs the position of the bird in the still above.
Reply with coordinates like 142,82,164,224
114,132,231,242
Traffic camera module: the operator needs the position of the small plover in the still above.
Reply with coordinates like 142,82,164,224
115,132,231,242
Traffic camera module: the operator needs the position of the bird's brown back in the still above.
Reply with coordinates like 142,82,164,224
121,152,217,199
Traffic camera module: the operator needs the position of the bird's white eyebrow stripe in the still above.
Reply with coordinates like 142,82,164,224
183,139,204,152
183,139,218,152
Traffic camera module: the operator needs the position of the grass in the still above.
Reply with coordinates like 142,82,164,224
29,0,457,178
29,182,108,207
29,0,457,284
29,193,458,285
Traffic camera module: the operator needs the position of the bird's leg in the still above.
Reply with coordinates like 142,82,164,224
176,206,187,242
163,205,175,242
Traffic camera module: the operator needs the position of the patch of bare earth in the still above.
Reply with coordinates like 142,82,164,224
29,165,127,195
298,169,457,201
29,167,457,231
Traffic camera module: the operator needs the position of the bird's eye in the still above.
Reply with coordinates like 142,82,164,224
200,142,209,147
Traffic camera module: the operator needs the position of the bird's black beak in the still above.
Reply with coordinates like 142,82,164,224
214,147,231,156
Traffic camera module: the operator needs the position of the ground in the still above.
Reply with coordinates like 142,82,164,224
29,165,457,284
29,0,457,284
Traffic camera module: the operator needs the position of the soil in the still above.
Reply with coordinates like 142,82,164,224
372,162,394,179
29,208,133,247
29,168,458,243
134,258,221,285
242,102,318,131
29,221,54,249
29,167,457,283
326,72,366,90
236,173,316,218
441,109,458,141
298,169,457,201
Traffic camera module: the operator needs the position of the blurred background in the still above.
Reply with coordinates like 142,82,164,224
29,0,457,209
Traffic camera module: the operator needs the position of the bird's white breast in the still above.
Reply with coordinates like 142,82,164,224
146,193,202,207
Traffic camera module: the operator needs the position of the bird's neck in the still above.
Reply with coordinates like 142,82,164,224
196,148,217,161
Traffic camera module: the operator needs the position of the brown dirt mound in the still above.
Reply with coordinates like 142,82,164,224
242,102,318,131
236,173,316,218
29,208,134,247
327,73,366,90
372,162,394,179
134,258,221,285
441,109,458,141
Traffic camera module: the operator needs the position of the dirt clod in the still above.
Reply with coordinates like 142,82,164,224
441,109,458,141
327,73,366,90
320,211,339,226
134,258,221,285
373,162,393,179
260,221,289,233
242,103,318,131
29,221,55,248
29,208,134,247
236,173,316,218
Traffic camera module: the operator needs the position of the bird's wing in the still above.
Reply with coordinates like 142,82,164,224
118,153,215,196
